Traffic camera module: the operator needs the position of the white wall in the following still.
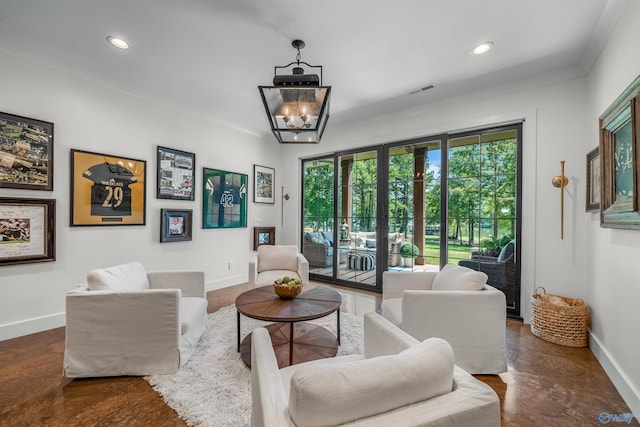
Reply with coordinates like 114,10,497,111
584,0,640,415
280,77,590,325
0,53,281,340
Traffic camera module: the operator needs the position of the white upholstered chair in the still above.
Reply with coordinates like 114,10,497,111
251,311,500,427
64,261,208,378
248,245,309,289
381,264,508,374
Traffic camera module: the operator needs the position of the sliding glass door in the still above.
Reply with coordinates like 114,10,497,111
302,151,382,291
302,157,335,277
337,150,379,287
301,123,522,317
449,127,521,316
387,138,443,270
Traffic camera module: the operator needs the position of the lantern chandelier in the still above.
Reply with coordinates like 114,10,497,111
258,39,331,144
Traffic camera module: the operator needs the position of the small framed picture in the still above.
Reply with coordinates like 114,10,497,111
586,147,600,212
253,226,275,250
0,197,56,266
70,149,146,226
160,209,193,242
0,112,54,191
253,165,275,204
157,146,195,201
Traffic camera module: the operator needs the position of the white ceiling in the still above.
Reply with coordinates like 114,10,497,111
0,0,627,139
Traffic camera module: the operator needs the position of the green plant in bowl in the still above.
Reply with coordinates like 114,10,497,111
274,276,303,298
400,243,420,267
400,243,420,258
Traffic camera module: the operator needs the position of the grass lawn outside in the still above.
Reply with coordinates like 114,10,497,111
400,235,475,265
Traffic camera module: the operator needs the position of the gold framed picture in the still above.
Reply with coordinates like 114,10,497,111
70,149,146,226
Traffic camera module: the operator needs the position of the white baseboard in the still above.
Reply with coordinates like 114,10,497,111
0,277,248,342
0,312,65,342
590,330,640,421
205,274,247,292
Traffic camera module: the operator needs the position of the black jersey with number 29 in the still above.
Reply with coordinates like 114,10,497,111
83,162,137,216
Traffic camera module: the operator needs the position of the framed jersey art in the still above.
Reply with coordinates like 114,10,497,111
202,167,247,228
70,149,146,226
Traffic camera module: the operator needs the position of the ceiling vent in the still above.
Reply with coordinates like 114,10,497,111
407,83,435,95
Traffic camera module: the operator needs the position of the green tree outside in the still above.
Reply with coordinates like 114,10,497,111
302,134,517,264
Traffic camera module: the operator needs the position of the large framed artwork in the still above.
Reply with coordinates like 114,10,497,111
586,147,600,212
253,164,275,204
70,149,147,226
599,74,640,229
160,208,193,242
0,112,54,191
0,197,55,266
202,167,247,228
157,146,195,201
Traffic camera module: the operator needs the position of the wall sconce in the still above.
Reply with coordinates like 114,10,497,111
551,160,569,239
281,186,289,227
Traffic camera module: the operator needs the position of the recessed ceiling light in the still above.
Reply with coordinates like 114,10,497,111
107,36,130,49
471,42,493,55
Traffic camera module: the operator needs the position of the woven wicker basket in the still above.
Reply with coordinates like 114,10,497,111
530,287,588,347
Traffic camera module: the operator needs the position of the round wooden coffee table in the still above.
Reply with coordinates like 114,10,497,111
236,285,342,368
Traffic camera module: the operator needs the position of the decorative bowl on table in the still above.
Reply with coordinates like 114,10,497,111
274,277,303,299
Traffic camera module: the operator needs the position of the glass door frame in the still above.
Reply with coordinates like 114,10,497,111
446,124,523,317
300,123,523,318
384,134,448,270
301,146,386,293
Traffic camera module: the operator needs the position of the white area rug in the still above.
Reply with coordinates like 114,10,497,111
145,304,364,427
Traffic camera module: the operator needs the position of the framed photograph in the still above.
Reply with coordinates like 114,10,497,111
0,197,55,266
599,73,640,229
157,146,195,201
202,167,247,228
586,147,600,212
253,226,275,250
0,112,54,191
160,209,193,242
70,149,146,226
253,165,275,204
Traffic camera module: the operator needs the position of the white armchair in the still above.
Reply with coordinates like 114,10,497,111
251,311,500,427
249,245,309,289
381,264,508,374
64,261,208,378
